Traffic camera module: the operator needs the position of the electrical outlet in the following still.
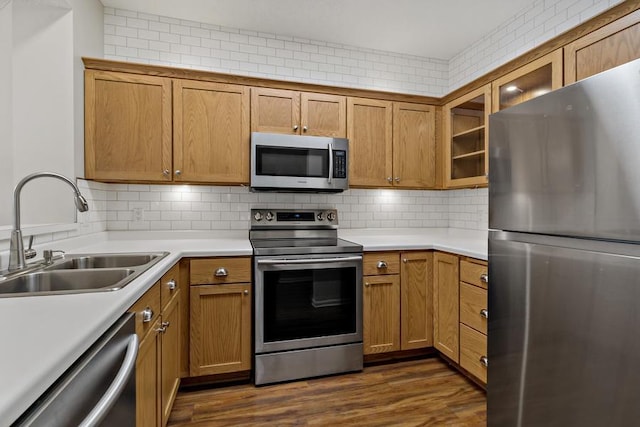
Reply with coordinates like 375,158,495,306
132,207,144,222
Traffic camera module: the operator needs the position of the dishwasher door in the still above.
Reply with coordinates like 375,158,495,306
14,312,138,427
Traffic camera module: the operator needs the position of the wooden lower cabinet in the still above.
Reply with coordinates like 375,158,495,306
189,283,252,376
433,252,460,362
459,258,488,385
363,274,401,354
363,251,433,355
400,252,433,350
160,293,181,426
136,318,161,427
460,324,488,383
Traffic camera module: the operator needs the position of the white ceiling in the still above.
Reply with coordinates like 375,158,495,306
100,0,537,60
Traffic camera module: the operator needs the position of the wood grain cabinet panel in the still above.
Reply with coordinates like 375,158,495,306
460,283,488,335
160,292,181,427
460,324,488,383
460,259,488,289
189,257,252,285
189,283,252,376
136,318,161,427
347,97,394,187
363,252,400,276
85,70,172,182
564,9,640,84
173,80,250,184
400,252,433,350
363,275,401,354
392,103,436,188
433,252,460,362
251,88,346,137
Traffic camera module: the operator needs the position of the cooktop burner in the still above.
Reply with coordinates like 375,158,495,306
249,208,362,256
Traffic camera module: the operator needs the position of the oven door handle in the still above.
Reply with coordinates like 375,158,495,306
257,255,362,265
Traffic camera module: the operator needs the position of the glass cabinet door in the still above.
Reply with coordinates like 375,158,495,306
444,84,491,188
492,48,563,112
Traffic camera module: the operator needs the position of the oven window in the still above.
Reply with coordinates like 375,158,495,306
256,146,328,177
263,267,357,342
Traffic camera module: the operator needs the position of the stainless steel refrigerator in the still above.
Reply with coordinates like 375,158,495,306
488,57,640,427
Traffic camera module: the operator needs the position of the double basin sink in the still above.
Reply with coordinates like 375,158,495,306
0,252,168,297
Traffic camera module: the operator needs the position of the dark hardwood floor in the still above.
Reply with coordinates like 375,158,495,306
168,357,486,426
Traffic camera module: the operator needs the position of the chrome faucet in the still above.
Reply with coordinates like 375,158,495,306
8,172,89,272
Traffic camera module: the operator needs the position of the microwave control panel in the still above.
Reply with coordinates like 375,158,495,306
333,151,347,178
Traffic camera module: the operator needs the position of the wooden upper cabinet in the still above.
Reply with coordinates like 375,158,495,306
251,87,300,134
250,88,346,137
173,80,250,184
444,84,491,189
393,103,436,188
301,92,346,137
347,97,393,187
85,70,172,181
492,49,563,113
564,9,640,84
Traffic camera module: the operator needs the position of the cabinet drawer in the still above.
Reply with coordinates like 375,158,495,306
363,252,400,276
129,281,161,341
160,262,180,311
460,324,487,383
460,282,488,334
190,257,252,284
460,259,488,289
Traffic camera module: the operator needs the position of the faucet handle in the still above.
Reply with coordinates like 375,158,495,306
43,249,65,264
24,235,36,260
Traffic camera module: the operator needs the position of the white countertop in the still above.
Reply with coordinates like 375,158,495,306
0,228,486,426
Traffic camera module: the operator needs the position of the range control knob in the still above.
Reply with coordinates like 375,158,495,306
265,211,275,221
327,212,336,222
317,212,324,221
253,211,264,221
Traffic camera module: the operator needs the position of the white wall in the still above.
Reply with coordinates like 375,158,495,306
70,0,104,178
103,8,449,96
0,2,13,226
448,0,625,91
11,1,75,226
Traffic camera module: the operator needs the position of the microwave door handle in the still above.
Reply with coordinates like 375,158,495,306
328,143,333,184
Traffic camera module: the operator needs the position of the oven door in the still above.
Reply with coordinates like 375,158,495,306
254,253,362,354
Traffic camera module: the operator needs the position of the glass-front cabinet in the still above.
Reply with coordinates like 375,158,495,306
491,48,563,112
444,84,491,188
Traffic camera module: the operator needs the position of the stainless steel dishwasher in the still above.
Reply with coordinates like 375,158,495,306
13,312,138,427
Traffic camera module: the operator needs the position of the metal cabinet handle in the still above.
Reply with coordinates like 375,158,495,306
480,356,488,367
480,273,489,283
244,290,249,295
166,279,176,290
175,170,182,176
214,267,228,277
364,282,370,287
395,177,400,183
141,307,153,323
403,258,408,263
293,125,299,131
480,309,489,319
79,334,138,427
377,261,388,269
387,177,393,183
303,125,308,132
163,169,170,176
156,325,167,333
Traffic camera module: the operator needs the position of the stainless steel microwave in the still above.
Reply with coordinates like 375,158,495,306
250,132,349,192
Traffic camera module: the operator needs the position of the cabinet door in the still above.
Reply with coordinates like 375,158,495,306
492,49,563,113
190,283,251,376
251,87,300,134
301,92,346,137
400,252,433,350
363,275,400,354
444,84,491,189
85,70,172,181
392,103,436,188
564,9,640,84
137,319,161,427
161,292,181,427
347,97,393,187
173,80,250,184
433,252,459,362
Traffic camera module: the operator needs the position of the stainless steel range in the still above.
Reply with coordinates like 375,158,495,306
250,208,363,385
